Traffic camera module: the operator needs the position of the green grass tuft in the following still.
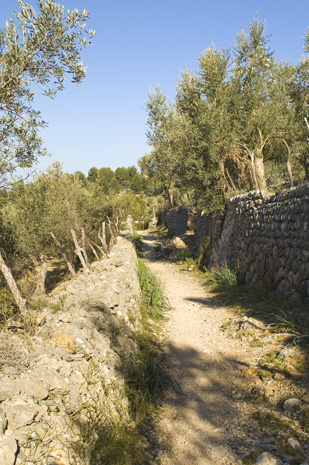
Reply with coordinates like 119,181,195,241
138,259,170,320
133,232,143,256
204,265,238,289
90,422,147,465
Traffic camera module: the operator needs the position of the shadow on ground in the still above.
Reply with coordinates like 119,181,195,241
153,342,273,463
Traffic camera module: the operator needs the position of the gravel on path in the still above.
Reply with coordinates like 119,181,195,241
140,231,257,465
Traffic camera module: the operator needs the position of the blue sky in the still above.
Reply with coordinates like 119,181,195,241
1,0,309,177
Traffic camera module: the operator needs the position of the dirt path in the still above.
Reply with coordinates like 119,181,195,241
139,231,301,465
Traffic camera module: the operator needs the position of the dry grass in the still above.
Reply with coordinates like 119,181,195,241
0,331,29,373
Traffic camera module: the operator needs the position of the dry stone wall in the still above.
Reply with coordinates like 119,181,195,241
161,206,200,237
163,185,309,297
0,234,141,465
206,185,309,296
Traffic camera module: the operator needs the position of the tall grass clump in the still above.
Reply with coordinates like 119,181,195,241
204,265,238,289
133,232,143,256
271,309,309,345
90,422,147,465
138,259,170,320
125,260,180,419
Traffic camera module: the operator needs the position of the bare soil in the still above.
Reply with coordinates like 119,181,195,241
140,230,309,465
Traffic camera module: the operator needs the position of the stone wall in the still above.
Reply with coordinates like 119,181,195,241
161,206,201,236
0,234,141,465
162,185,309,297
200,185,309,296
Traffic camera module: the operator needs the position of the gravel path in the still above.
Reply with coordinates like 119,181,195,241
140,231,262,465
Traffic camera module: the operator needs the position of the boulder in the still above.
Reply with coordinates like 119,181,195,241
254,451,282,464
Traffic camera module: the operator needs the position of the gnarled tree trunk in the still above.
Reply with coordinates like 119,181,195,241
0,250,27,317
81,228,90,267
254,155,267,191
83,230,104,261
107,217,118,246
300,154,309,181
98,221,109,254
241,129,268,191
71,229,89,271
50,232,76,276
283,139,293,189
32,255,49,301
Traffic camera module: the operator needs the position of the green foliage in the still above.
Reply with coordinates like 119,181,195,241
87,166,148,196
270,309,309,345
173,248,192,262
97,167,120,193
0,161,154,300
112,192,149,224
114,166,142,192
0,163,116,299
127,347,181,404
87,167,99,183
73,171,87,186
142,16,309,211
271,309,298,334
182,256,199,271
0,0,94,187
2,163,106,264
204,266,238,289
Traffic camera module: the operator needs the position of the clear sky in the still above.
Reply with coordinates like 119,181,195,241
1,0,309,177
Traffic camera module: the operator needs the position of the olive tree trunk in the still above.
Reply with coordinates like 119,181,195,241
98,221,109,254
0,250,27,317
31,255,49,301
254,156,267,191
107,216,118,246
283,139,293,188
50,232,76,276
71,229,89,271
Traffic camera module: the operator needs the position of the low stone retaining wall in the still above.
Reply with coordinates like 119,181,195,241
0,234,140,465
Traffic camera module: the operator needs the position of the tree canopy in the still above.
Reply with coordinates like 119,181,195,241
0,0,94,187
142,16,309,212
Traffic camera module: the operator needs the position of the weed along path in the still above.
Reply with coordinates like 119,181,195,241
139,230,309,465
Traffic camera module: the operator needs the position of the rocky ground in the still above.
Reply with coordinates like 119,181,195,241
0,234,141,465
140,230,309,465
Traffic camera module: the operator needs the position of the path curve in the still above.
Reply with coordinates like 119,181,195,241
140,230,261,465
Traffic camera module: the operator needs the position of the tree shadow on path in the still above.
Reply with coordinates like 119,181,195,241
152,340,285,464
139,230,309,464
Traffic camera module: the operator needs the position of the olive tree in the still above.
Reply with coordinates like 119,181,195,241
0,0,94,187
2,163,112,301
